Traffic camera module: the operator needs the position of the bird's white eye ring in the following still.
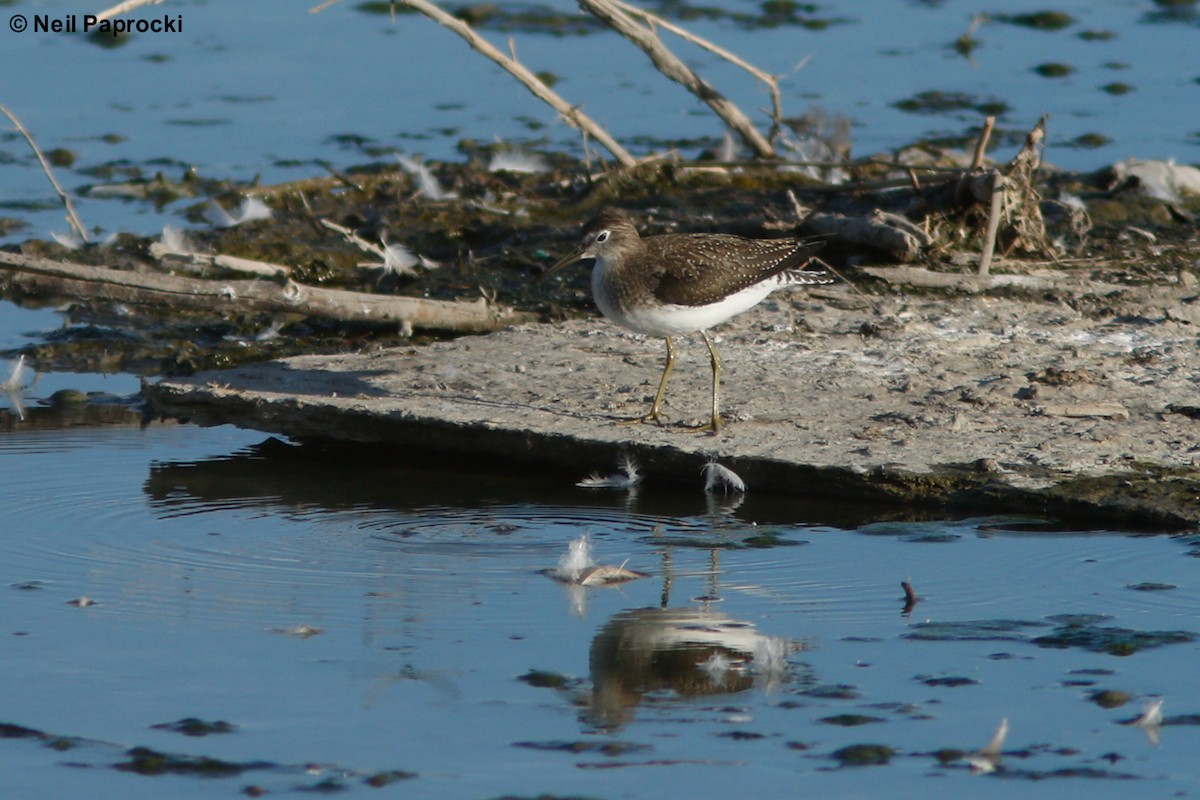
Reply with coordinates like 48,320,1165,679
595,230,610,243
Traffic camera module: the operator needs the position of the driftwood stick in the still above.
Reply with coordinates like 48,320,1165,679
971,116,995,170
92,0,164,21
803,209,932,262
399,0,637,168
606,0,784,133
977,171,1005,276
0,103,88,243
0,251,534,333
578,0,775,158
859,265,1130,296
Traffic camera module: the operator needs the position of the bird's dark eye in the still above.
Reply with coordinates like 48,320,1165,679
595,230,610,243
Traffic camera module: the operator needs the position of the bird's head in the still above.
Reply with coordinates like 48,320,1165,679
543,208,641,277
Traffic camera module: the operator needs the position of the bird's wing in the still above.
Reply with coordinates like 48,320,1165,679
648,235,825,307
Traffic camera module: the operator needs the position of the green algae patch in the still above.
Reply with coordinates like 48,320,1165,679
802,684,862,700
1033,62,1075,78
518,669,571,688
831,743,895,766
904,619,1048,643
115,745,270,776
1089,689,1132,709
892,90,1010,117
1033,620,1195,656
151,717,237,737
1046,464,1200,529
918,675,979,688
364,770,417,786
994,11,1074,30
906,614,1195,656
0,722,48,740
515,740,651,755
819,714,886,727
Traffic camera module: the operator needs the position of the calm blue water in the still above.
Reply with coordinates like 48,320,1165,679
2,421,1200,798
0,0,1197,242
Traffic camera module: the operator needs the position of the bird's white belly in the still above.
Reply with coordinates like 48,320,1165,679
592,265,777,336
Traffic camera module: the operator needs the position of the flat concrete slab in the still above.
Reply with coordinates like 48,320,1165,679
145,289,1200,528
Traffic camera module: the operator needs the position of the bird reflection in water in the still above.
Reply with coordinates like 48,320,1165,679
585,606,805,731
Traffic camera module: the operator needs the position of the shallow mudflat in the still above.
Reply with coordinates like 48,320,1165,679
147,283,1200,527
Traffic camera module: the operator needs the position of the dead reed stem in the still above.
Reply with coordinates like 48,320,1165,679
607,0,785,136
92,0,166,22
0,103,88,243
398,0,637,167
577,0,775,158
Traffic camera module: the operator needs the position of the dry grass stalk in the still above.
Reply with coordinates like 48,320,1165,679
970,115,995,170
92,0,165,22
0,103,88,243
1002,115,1049,256
577,0,775,158
607,0,785,135
977,170,1005,276
398,0,637,167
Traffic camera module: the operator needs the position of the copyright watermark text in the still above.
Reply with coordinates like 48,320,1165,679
8,14,184,35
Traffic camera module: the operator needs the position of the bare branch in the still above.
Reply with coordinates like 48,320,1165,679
400,0,637,167
92,0,165,22
0,103,88,243
971,115,995,170
0,251,534,334
607,0,785,135
577,0,775,158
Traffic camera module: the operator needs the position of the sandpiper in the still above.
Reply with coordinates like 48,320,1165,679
546,209,829,432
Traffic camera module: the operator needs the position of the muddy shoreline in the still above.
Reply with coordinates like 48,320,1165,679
5,145,1200,527
146,275,1200,529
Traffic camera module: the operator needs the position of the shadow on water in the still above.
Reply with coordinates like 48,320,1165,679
142,436,1122,533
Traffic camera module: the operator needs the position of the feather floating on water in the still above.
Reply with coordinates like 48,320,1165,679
703,460,746,494
547,535,647,586
576,455,641,489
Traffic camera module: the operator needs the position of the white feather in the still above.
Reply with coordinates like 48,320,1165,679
397,154,454,201
716,130,738,162
576,455,641,489
556,535,594,582
205,196,272,228
50,230,84,250
1134,698,1164,729
379,238,420,276
488,149,549,174
965,718,1008,774
1,355,30,393
161,224,193,254
703,460,746,493
2,355,34,421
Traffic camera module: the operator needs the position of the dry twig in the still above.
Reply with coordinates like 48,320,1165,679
607,0,785,136
0,103,88,243
0,251,534,333
398,0,636,167
577,0,775,158
970,116,995,170
92,0,165,21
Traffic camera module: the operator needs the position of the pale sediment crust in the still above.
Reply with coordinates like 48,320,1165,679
145,288,1200,528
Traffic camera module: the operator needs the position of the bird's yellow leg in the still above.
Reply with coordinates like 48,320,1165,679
619,336,675,425
700,331,722,434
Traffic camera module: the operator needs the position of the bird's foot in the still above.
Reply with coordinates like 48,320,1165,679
615,411,667,427
678,416,722,435
614,414,722,435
